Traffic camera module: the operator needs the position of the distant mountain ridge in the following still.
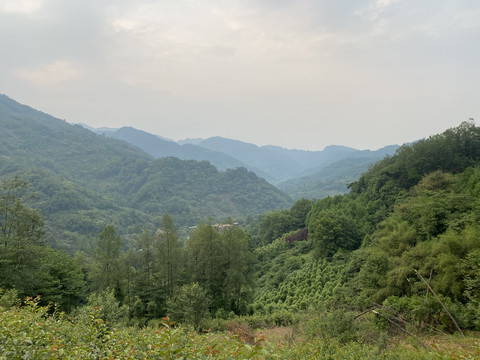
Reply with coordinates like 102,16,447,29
92,126,258,174
87,126,398,186
84,125,398,196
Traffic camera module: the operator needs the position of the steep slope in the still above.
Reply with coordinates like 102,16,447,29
253,122,480,336
0,94,292,243
0,94,152,189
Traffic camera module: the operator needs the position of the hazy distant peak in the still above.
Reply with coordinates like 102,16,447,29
322,145,357,152
200,136,261,150
177,138,204,145
115,127,174,142
374,144,399,153
77,123,119,133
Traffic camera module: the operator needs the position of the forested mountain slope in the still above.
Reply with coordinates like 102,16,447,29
252,121,480,335
0,94,291,247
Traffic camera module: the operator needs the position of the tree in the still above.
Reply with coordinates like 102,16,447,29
136,230,156,288
0,176,86,310
132,230,162,318
309,211,362,258
290,198,313,229
0,176,45,298
167,283,210,330
156,214,181,297
258,210,294,245
0,176,44,249
89,225,122,292
38,247,86,312
186,220,256,315
186,221,223,311
220,224,255,314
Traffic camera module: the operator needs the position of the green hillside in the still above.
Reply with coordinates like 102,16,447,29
0,94,291,249
252,121,480,336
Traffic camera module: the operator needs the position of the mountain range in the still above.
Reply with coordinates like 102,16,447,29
85,124,398,198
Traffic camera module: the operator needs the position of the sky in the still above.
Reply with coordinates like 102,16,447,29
1,0,479,151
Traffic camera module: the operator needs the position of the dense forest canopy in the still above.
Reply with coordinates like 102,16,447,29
251,121,480,325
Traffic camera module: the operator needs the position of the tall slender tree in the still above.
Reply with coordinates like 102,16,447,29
0,176,44,297
89,225,122,292
186,221,223,311
220,223,255,313
156,214,181,297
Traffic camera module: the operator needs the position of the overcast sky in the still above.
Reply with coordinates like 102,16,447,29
1,0,479,150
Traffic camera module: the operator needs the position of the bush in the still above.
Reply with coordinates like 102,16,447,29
166,283,211,330
303,308,358,343
0,288,19,308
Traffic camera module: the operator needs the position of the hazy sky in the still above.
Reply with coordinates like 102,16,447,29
1,0,479,150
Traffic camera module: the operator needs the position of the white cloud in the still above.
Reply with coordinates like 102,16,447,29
0,0,44,14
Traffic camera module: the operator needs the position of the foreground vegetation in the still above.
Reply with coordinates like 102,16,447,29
2,295,478,359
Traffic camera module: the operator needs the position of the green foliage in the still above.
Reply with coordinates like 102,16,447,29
289,198,314,228
166,282,211,329
354,170,480,308
4,100,480,357
309,210,362,258
88,225,122,292
0,177,86,309
350,121,480,200
303,308,358,343
252,125,480,335
460,248,480,303
279,155,394,200
0,176,44,248
186,222,256,314
257,210,294,245
0,288,19,308
82,289,129,326
382,295,466,332
252,198,313,246
254,239,356,315
37,247,86,312
221,223,256,313
0,298,451,359
156,214,181,297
